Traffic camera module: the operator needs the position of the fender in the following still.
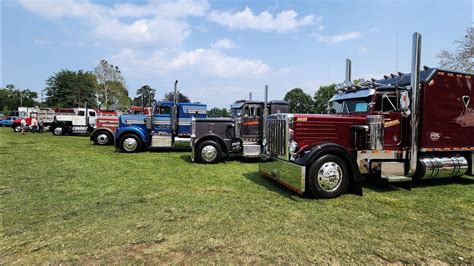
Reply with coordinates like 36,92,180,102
114,126,148,144
294,143,362,182
194,133,231,153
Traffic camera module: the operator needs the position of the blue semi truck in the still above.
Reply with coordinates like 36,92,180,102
115,81,207,153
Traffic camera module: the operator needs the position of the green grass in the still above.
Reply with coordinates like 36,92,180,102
0,127,473,264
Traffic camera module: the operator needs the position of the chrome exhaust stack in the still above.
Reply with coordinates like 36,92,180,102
408,32,422,176
172,80,178,135
345,58,352,83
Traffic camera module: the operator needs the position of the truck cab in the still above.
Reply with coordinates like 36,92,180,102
191,93,289,164
259,33,473,199
115,101,207,152
50,108,97,136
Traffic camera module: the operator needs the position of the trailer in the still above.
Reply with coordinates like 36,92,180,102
114,81,207,152
259,32,473,198
191,88,289,163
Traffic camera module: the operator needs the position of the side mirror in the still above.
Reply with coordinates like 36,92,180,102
400,90,411,117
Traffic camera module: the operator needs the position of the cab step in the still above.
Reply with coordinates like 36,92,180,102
380,175,412,190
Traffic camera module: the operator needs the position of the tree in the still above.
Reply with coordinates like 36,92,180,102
0,84,38,111
313,84,336,114
45,70,97,108
100,81,131,110
284,88,314,113
437,26,473,72
207,107,229,117
94,59,128,109
132,85,156,107
163,91,191,103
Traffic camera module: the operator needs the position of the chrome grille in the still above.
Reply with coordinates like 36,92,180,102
267,115,288,158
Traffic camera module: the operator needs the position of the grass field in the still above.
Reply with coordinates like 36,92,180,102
0,127,473,263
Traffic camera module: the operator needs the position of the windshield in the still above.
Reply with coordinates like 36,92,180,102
231,108,243,117
329,96,371,114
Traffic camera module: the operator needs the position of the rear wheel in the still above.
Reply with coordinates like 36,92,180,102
307,154,350,198
52,125,65,136
93,131,113,145
119,134,143,153
196,140,222,164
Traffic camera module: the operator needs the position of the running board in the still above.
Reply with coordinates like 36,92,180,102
380,175,412,190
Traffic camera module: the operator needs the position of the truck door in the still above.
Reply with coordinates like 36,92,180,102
241,104,261,139
88,110,97,127
374,92,405,150
76,110,86,126
154,104,172,134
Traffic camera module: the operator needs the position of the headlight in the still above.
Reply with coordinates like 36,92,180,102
289,140,299,155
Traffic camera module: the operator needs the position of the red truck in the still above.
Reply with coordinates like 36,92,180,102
259,32,473,198
90,107,152,145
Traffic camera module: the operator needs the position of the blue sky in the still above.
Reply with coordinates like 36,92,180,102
1,0,473,108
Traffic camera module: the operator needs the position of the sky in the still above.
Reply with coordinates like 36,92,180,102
1,0,473,109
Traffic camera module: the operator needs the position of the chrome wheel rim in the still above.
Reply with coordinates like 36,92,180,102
123,137,138,152
15,126,21,132
201,145,217,162
96,133,109,145
53,127,62,135
317,162,343,192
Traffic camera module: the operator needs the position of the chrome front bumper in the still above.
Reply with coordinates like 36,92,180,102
258,157,306,194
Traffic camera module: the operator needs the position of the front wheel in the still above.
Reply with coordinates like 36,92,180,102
196,140,223,164
13,124,22,132
118,134,143,153
307,154,350,198
52,125,65,136
93,131,113,145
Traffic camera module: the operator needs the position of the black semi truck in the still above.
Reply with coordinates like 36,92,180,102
191,86,289,163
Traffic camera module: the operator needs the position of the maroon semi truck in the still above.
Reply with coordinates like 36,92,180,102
259,32,473,198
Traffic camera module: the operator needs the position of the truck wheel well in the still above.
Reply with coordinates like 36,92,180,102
196,136,227,154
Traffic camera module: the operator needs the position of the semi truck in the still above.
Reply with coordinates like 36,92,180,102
49,107,97,136
90,107,152,146
115,81,207,153
259,32,473,198
191,88,289,163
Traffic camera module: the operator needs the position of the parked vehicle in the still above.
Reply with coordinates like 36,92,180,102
259,33,473,198
49,107,97,136
12,107,75,132
0,116,18,127
90,108,152,146
115,81,207,152
191,88,289,163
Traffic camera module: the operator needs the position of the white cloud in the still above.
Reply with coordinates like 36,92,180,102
315,31,361,44
18,0,209,47
112,48,269,78
211,38,237,49
209,7,320,32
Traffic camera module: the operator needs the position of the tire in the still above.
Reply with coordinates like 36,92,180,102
92,131,113,145
196,140,223,164
119,134,143,153
307,154,350,198
52,125,65,136
13,124,22,132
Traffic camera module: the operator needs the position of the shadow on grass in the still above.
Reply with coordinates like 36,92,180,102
178,154,262,165
242,172,302,200
412,176,474,188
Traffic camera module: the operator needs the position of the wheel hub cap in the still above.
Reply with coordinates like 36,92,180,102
97,133,109,145
201,145,217,161
123,137,138,152
317,162,343,192
54,127,62,135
